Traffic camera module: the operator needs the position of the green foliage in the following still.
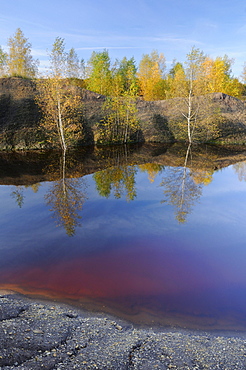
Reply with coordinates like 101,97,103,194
168,61,184,78
113,57,139,95
2,29,246,146
96,94,139,144
93,54,140,144
94,165,137,201
167,62,187,98
0,29,244,101
86,50,112,95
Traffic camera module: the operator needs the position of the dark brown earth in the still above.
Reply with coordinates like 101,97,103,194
0,77,246,150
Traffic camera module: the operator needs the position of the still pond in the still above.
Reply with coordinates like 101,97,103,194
0,143,246,331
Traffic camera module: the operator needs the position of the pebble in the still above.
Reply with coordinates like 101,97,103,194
0,294,246,369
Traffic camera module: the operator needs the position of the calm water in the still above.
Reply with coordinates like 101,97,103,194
1,144,246,331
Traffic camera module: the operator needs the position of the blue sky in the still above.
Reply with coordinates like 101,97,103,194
1,0,246,77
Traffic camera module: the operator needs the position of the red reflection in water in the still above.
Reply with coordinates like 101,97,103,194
0,241,246,329
0,244,214,296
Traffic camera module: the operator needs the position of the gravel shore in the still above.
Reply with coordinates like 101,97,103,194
0,292,245,369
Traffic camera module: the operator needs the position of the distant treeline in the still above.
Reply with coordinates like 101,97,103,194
1,28,246,101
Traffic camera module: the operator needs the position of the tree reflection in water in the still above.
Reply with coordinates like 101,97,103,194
93,144,216,223
7,143,224,231
139,163,165,183
233,161,246,182
160,144,213,223
93,165,137,201
45,150,87,236
11,183,41,208
11,186,25,208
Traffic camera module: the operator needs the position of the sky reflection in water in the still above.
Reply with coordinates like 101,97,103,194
0,158,246,331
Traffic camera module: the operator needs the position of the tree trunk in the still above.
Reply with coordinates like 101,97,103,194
180,143,191,214
57,98,67,152
187,90,192,144
62,149,66,194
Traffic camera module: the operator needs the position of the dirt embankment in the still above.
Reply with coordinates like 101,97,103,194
0,77,106,150
0,77,246,150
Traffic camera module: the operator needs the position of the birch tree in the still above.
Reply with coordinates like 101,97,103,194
36,37,83,150
86,50,112,95
67,47,82,79
167,61,187,99
137,50,166,100
97,93,139,144
169,47,220,143
113,56,139,94
0,46,7,76
96,56,139,144
182,47,206,143
7,28,38,78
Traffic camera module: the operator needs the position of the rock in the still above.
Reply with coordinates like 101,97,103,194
0,293,246,369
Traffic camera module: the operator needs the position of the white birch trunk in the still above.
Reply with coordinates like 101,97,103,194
57,98,67,152
187,90,192,144
180,143,191,213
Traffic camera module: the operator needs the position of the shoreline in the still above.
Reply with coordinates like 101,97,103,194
1,291,246,369
2,288,246,334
